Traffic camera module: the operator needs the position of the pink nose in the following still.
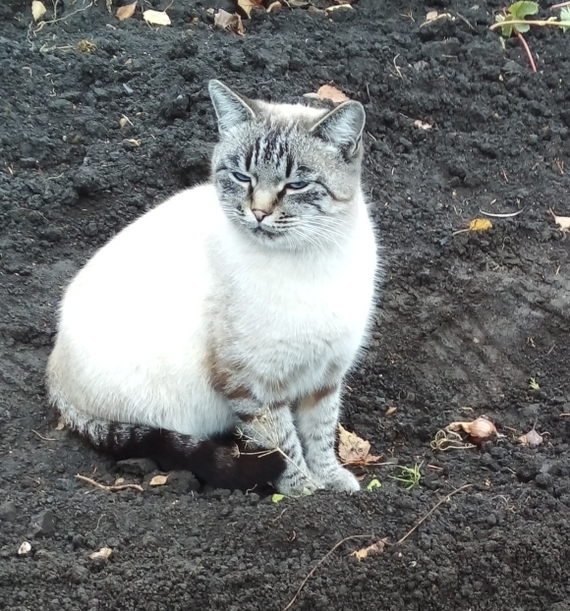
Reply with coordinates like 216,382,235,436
252,209,270,222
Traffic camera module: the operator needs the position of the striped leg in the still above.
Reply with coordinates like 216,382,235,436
231,399,320,496
296,387,360,493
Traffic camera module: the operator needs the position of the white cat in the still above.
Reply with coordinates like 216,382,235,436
46,80,378,495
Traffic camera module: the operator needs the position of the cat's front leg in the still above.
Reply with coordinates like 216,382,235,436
231,399,322,496
296,387,360,493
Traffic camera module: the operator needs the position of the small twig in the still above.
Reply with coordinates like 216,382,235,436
552,1,570,9
560,413,570,418
283,535,372,611
455,12,476,30
396,484,472,545
479,207,525,218
32,430,57,442
76,474,144,492
490,19,570,30
515,30,537,72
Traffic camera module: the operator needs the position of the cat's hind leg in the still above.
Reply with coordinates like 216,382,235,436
231,399,322,496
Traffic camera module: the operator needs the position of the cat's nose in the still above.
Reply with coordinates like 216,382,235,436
251,209,270,222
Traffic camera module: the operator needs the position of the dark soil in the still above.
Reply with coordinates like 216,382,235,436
2,0,570,609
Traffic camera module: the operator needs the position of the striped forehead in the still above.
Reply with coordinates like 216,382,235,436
246,125,295,173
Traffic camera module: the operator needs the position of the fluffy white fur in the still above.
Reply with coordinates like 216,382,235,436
47,81,378,495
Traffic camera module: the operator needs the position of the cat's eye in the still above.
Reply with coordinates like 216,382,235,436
286,181,310,191
232,171,251,183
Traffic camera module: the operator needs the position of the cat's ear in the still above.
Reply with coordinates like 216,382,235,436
208,80,256,133
310,101,365,158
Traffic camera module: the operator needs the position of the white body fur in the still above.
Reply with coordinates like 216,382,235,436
47,81,378,494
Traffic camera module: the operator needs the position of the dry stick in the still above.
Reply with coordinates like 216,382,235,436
490,19,570,30
282,535,372,611
552,1,570,8
76,474,144,493
395,483,472,545
560,413,570,418
283,483,472,611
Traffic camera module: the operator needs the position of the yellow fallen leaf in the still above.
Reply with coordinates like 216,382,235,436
149,474,169,487
143,9,171,26
468,218,492,231
32,1,46,22
89,547,113,560
116,2,137,21
272,493,285,503
338,425,381,466
549,208,570,232
237,0,264,18
351,538,388,561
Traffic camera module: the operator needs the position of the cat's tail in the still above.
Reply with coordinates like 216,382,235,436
59,407,286,492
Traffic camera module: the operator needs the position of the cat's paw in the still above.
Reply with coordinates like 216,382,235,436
320,467,360,493
276,470,322,497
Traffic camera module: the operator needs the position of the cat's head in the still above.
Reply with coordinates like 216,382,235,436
209,80,365,251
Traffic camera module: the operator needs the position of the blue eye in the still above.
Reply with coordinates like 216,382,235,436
232,171,251,183
287,181,310,190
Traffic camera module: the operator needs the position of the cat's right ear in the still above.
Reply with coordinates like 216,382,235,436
208,80,256,133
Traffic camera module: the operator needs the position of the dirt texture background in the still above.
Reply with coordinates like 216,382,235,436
1,0,570,609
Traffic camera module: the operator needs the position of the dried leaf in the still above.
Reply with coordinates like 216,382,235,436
311,85,349,104
32,1,46,22
351,538,388,561
549,208,570,232
267,1,282,12
468,218,493,232
149,474,169,487
338,425,381,466
18,541,32,555
55,416,66,431
89,547,113,560
447,417,497,444
143,9,171,26
413,119,432,130
237,0,264,18
116,2,137,21
114,477,125,484
425,10,438,21
325,4,353,10
385,406,397,416
519,427,543,447
214,9,245,35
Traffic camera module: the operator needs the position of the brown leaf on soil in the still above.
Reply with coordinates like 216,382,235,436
89,547,113,560
338,425,381,466
518,427,543,447
149,474,169,486
116,2,137,21
447,416,496,445
214,9,245,35
237,0,264,18
351,538,388,561
549,208,570,232
314,85,350,104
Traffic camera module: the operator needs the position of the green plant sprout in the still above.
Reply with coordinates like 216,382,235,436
528,378,540,390
490,2,570,72
390,463,422,491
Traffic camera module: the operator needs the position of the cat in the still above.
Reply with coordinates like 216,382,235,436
46,80,379,495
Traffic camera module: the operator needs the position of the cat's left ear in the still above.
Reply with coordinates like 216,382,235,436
310,101,365,159
209,80,256,133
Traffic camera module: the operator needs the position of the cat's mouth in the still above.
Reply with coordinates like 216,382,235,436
251,225,278,239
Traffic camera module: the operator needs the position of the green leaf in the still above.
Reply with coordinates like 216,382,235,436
366,479,381,491
515,23,530,33
508,1,539,19
495,14,513,37
272,493,285,503
560,7,570,32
